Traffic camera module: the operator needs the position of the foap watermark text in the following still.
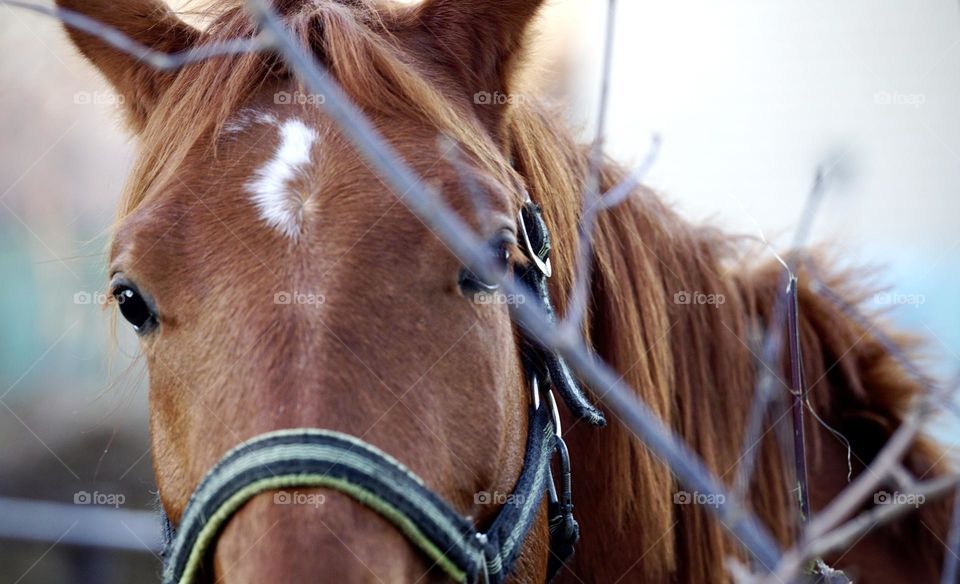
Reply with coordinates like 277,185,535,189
473,291,526,306
874,490,925,508
274,291,326,307
74,490,126,508
674,290,726,308
474,91,528,106
475,490,527,506
874,90,926,108
275,90,326,106
274,490,327,507
674,490,726,508
874,291,925,308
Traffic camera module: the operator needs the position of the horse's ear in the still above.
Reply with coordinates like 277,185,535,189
413,0,544,135
56,0,200,132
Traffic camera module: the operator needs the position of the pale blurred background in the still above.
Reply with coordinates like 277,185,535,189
1,1,958,582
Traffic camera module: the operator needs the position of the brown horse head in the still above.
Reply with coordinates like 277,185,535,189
58,0,558,580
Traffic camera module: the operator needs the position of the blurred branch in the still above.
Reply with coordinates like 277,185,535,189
564,0,619,331
808,410,924,540
807,268,960,419
2,1,272,70
942,485,960,584
732,164,834,519
559,132,661,344
732,159,960,583
759,474,959,584
0,496,161,553
597,134,662,210
16,1,959,580
240,0,784,569
741,273,960,582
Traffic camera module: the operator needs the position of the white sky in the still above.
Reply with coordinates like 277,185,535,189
555,0,960,438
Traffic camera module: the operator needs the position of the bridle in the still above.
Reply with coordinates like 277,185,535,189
159,197,606,584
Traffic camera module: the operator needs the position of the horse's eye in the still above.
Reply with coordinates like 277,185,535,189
112,282,158,333
459,234,512,293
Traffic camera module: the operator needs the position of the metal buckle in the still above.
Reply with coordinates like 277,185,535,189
517,201,553,278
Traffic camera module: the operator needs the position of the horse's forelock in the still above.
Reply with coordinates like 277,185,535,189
122,0,519,224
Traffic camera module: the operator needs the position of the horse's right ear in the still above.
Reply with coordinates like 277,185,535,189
56,0,200,132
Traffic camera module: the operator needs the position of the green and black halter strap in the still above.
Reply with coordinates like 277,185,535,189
159,198,606,584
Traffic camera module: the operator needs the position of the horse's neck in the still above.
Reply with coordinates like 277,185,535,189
557,166,799,580
511,104,783,582
569,167,954,582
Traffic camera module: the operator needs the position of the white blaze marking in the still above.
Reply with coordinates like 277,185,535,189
223,109,278,134
246,118,319,239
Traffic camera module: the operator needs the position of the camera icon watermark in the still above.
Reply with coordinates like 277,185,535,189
274,291,326,307
74,90,125,106
874,90,926,108
473,291,526,306
74,490,126,508
874,490,925,508
673,290,726,308
274,90,326,106
273,490,326,507
473,91,527,106
874,291,925,309
474,491,524,506
73,290,114,306
673,490,725,508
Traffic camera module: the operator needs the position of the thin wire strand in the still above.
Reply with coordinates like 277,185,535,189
564,0,619,331
2,1,273,70
9,2,958,580
241,0,784,569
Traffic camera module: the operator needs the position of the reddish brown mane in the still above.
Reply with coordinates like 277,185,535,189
508,104,952,582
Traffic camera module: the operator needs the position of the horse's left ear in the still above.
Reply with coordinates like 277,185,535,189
413,0,544,135
56,0,200,132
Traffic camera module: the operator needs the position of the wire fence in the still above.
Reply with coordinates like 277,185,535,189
2,1,958,582
0,496,161,553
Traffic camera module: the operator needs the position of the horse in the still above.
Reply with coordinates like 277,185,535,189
55,0,952,582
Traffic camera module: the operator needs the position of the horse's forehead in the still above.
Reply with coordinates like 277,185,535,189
113,99,509,278
112,109,325,265
112,106,432,269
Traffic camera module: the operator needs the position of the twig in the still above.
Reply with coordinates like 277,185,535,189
813,475,957,556
2,1,272,71
437,135,493,224
732,165,833,516
786,275,812,523
10,0,958,581
747,409,930,583
555,132,660,347
942,486,960,584
763,474,960,584
599,133,662,210
732,310,790,500
807,410,923,540
241,0,784,569
564,0,618,330
806,269,960,420
5,0,784,568
790,166,829,250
